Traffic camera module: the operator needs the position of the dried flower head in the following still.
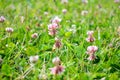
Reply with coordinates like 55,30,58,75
53,38,62,50
0,16,5,23
26,26,31,31
5,27,14,33
29,55,39,63
36,23,40,27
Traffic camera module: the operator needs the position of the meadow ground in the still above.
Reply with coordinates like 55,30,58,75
0,0,120,80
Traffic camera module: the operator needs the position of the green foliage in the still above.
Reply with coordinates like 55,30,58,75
0,0,120,79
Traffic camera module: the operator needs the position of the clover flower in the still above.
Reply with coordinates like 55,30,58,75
86,46,98,61
62,9,67,14
87,31,94,36
86,31,95,42
53,38,62,50
31,33,38,39
50,57,65,75
50,65,65,75
5,27,14,33
86,36,95,42
0,16,5,23
87,54,96,61
52,16,61,24
48,23,58,36
87,46,98,54
29,55,39,63
52,57,61,66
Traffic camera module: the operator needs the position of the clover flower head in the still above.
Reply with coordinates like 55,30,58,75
31,33,38,38
29,55,39,63
5,27,14,33
52,16,61,24
87,46,98,54
0,16,6,22
50,65,65,75
52,57,61,66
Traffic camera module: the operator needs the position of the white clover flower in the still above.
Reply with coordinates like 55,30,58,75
29,55,39,63
5,27,14,33
52,57,61,66
62,9,67,14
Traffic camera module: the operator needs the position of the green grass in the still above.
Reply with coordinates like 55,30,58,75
0,0,120,80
